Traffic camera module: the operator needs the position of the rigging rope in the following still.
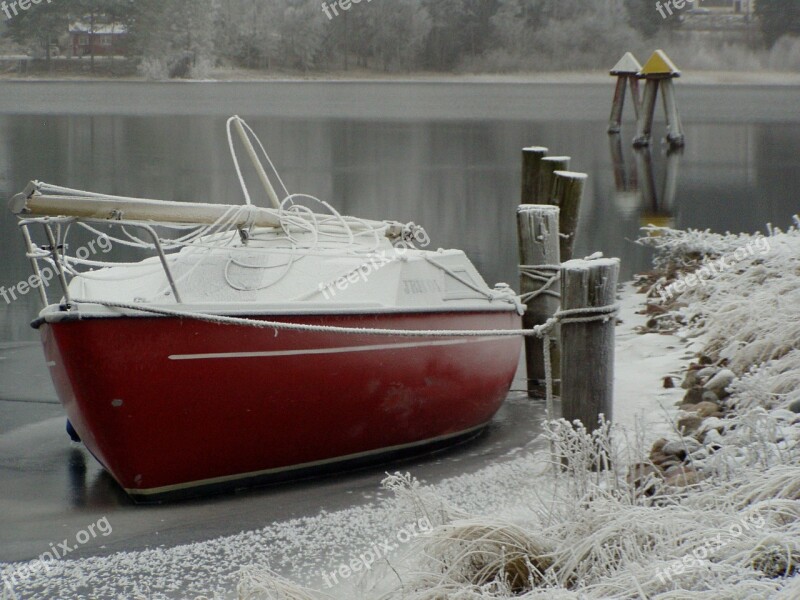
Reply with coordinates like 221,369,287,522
33,118,408,301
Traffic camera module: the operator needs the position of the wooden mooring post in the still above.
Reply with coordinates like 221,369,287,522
633,50,685,149
517,205,561,398
560,257,619,431
521,147,549,204
550,171,586,262
538,156,571,204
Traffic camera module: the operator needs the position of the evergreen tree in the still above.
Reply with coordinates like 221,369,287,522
133,0,216,77
422,0,498,70
755,0,800,48
624,0,667,39
3,0,70,64
214,0,280,70
371,0,431,71
276,0,324,71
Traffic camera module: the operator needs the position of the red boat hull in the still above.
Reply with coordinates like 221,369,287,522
40,311,521,502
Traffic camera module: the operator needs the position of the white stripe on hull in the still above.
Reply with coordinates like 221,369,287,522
169,335,509,361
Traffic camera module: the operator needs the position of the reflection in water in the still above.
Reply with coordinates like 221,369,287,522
67,446,134,509
609,132,683,230
67,447,87,506
637,146,678,230
636,146,678,228
609,133,640,219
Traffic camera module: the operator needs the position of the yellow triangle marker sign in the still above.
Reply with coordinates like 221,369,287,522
640,50,681,77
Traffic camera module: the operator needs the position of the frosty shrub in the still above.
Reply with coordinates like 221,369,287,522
769,36,800,72
639,218,800,412
670,38,765,72
138,57,168,81
191,57,214,80
237,568,320,600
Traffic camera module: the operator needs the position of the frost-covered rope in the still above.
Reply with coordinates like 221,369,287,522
518,264,561,303
68,298,618,416
68,298,618,338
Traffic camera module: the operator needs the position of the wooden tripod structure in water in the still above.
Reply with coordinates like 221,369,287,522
608,50,686,149
607,52,642,135
633,50,685,149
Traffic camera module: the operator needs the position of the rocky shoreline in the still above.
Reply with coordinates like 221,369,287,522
627,222,800,527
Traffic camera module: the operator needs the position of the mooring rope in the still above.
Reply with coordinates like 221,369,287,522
518,264,561,303
69,298,618,419
69,298,617,338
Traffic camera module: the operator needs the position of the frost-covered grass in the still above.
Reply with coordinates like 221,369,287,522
244,219,800,599
243,430,800,599
638,218,800,411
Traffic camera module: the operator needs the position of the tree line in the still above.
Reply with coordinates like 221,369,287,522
4,0,799,76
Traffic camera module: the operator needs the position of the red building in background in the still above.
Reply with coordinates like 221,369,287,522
69,22,128,58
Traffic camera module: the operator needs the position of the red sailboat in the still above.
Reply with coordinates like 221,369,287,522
9,117,523,502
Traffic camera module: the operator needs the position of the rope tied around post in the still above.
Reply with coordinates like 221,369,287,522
531,303,620,423
68,297,618,427
518,264,561,303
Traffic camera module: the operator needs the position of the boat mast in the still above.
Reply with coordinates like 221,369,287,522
231,116,282,210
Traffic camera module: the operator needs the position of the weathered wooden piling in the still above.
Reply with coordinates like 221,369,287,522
633,50,685,148
608,52,643,134
660,78,685,147
517,205,561,397
521,147,549,204
560,257,619,431
550,171,586,262
634,77,660,148
538,156,571,203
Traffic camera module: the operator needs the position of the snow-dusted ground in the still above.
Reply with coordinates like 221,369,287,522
3,222,799,599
